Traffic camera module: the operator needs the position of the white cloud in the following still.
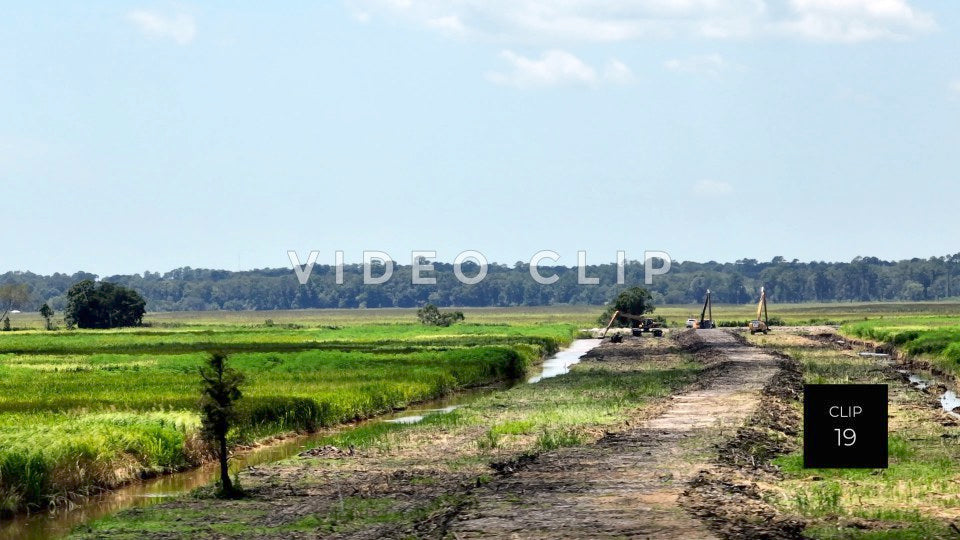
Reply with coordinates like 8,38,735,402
349,0,934,43
951,79,960,95
486,50,632,88
692,179,733,197
603,59,634,84
425,15,468,37
664,54,733,76
127,10,196,45
778,0,935,42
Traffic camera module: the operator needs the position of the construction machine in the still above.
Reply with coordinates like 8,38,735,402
749,286,770,335
632,316,664,337
696,289,714,329
600,310,664,338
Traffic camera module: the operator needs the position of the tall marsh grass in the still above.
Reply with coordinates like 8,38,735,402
843,318,960,372
0,323,573,513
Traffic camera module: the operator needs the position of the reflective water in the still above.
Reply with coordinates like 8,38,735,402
899,370,960,416
527,339,601,383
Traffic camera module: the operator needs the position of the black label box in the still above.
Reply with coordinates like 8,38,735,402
803,384,888,469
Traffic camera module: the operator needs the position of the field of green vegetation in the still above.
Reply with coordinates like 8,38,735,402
8,301,960,331
842,317,960,377
0,319,577,516
3,302,960,522
748,332,960,539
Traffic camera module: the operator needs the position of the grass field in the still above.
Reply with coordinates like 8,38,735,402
0,319,577,516
749,332,960,539
842,317,960,378
2,302,960,522
8,301,960,331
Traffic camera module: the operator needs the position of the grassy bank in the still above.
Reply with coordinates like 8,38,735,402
748,332,960,539
0,322,575,516
842,318,960,377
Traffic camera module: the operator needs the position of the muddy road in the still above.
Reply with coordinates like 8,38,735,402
446,330,783,539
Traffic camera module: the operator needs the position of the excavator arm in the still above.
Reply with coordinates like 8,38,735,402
699,289,713,328
599,310,620,338
756,287,768,324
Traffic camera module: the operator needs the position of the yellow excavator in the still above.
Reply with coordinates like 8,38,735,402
749,287,770,335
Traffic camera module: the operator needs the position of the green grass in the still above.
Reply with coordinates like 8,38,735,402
750,335,960,539
842,317,960,376
0,322,576,355
0,320,576,515
3,306,602,331
6,302,959,522
9,301,960,332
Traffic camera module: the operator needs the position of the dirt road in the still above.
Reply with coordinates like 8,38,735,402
447,329,783,539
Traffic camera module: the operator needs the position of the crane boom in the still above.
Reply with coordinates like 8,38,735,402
756,287,768,324
748,286,771,334
698,289,713,329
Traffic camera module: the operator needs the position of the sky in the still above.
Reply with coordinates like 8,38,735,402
1,1,958,276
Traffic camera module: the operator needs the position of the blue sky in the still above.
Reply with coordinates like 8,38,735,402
2,1,958,275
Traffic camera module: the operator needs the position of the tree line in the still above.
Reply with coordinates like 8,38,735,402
2,254,959,312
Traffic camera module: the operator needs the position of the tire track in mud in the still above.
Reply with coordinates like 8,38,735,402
445,329,782,539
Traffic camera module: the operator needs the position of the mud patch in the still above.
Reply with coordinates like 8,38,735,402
684,470,806,540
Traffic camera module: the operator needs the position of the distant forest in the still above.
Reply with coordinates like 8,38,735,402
3,255,960,312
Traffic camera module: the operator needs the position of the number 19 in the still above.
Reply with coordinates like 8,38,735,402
834,428,856,446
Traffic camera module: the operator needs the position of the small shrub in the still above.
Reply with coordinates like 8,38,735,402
417,304,464,327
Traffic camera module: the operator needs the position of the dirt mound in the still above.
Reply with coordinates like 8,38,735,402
674,329,711,352
763,354,804,402
684,470,807,540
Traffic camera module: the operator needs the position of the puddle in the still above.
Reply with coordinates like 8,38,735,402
897,369,960,416
0,339,602,539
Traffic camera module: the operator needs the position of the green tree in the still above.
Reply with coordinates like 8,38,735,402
39,303,54,330
65,280,146,329
598,287,655,326
199,352,245,497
